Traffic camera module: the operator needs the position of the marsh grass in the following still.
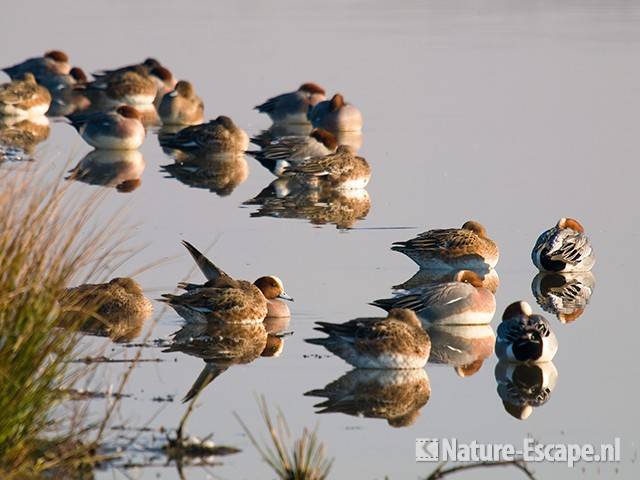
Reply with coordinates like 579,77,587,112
0,167,130,478
235,397,333,480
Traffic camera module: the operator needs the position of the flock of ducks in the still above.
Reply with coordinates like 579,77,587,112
3,51,597,424
1,52,371,227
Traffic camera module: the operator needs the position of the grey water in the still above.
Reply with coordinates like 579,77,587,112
1,0,639,478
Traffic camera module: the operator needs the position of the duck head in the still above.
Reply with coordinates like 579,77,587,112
116,105,142,121
557,217,584,233
45,50,69,62
109,277,144,294
461,220,488,238
254,275,293,301
454,270,484,288
175,80,195,98
502,300,533,320
388,308,421,329
329,93,345,112
310,128,338,150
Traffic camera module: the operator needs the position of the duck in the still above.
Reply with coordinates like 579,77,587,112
79,67,158,107
47,68,92,116
66,149,145,192
92,57,163,79
158,115,249,152
255,82,326,124
495,301,558,363
3,50,71,81
391,220,499,271
495,361,558,420
0,73,52,117
61,277,153,322
158,80,204,125
68,105,145,150
532,218,595,272
531,271,595,323
308,93,363,132
244,178,371,229
282,145,371,189
304,368,430,427
371,270,496,326
160,240,292,323
248,128,338,176
393,267,500,293
305,308,430,369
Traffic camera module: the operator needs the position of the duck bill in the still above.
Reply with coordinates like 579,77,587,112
278,292,294,302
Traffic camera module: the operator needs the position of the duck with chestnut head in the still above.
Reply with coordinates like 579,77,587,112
68,105,145,149
160,241,293,323
371,270,496,327
255,82,326,124
3,50,72,81
248,128,338,177
308,93,363,132
392,220,499,272
532,217,595,272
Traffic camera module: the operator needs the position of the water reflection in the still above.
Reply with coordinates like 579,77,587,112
0,116,50,162
426,324,495,377
161,151,248,196
66,149,145,192
164,321,285,401
531,271,595,324
495,361,558,420
244,178,371,229
305,368,430,428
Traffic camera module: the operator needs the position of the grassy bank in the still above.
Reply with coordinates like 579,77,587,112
0,168,126,478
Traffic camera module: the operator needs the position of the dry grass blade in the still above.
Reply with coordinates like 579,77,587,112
234,396,333,480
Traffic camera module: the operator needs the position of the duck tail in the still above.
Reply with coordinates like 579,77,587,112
181,240,228,281
369,298,394,311
183,364,228,403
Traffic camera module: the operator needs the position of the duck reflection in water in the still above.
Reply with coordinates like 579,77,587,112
59,277,153,343
66,149,145,192
164,321,287,402
426,324,495,377
531,271,595,324
244,177,371,229
161,150,248,197
495,361,558,420
305,368,430,428
0,116,50,162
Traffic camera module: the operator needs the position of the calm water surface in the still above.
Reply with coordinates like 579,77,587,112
2,1,639,478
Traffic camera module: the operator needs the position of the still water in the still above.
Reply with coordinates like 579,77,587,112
1,0,639,478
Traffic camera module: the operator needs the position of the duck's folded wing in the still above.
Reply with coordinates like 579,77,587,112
550,232,592,265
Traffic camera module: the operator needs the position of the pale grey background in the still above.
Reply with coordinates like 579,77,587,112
1,0,638,478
